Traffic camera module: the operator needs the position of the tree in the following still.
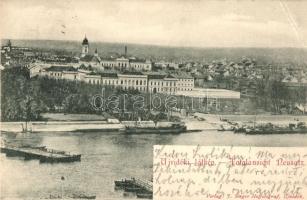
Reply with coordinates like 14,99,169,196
1,67,46,121
270,80,290,113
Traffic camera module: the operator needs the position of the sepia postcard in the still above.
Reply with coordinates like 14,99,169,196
0,0,306,199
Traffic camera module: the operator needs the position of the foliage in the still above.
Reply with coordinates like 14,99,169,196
1,67,46,121
1,67,167,121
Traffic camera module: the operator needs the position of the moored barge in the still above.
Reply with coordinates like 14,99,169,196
122,121,187,134
235,122,307,135
0,145,81,163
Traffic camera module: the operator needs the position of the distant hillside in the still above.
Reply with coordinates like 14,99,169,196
2,39,307,65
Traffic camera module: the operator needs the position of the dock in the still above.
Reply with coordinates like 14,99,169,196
0,146,81,163
133,178,153,192
115,177,153,199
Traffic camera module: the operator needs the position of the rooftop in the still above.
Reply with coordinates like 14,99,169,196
148,74,167,79
172,72,193,79
121,71,144,75
46,66,77,72
89,71,118,78
80,55,94,62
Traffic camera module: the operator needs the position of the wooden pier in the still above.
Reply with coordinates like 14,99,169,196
0,146,81,163
133,178,153,193
115,177,153,199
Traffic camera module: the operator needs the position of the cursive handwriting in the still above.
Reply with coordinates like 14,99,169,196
153,146,307,200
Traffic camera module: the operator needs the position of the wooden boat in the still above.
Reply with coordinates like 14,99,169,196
114,179,135,188
245,128,307,134
123,121,187,134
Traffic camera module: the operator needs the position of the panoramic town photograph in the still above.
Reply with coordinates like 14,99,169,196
0,0,307,199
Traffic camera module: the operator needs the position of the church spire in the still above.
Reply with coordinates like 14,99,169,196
81,35,89,57
82,35,89,45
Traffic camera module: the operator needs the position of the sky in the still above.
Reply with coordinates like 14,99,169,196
0,0,307,48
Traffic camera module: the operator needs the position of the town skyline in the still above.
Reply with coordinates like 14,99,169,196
1,0,307,48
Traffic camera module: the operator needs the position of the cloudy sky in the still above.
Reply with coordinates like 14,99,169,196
0,0,306,48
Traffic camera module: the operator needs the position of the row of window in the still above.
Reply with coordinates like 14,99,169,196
103,62,116,67
179,79,193,82
149,81,176,87
87,78,149,86
177,83,194,87
47,73,193,92
130,64,151,69
151,87,177,93
117,62,128,67
50,72,62,77
86,80,147,91
122,86,147,91
102,62,151,70
178,88,193,91
97,79,148,86
49,72,78,80
88,79,100,84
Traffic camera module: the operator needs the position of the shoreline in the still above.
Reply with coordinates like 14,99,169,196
1,113,307,133
193,113,307,125
0,121,125,133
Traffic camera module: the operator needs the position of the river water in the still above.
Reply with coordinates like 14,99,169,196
1,130,307,200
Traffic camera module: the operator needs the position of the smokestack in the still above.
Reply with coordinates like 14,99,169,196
125,46,127,57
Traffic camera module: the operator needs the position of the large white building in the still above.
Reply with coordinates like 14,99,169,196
101,56,152,71
40,66,79,80
118,73,148,91
148,74,178,94
79,36,152,71
38,66,194,95
172,73,194,91
34,36,193,94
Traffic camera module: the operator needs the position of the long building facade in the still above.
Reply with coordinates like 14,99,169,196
38,66,194,95
100,56,152,71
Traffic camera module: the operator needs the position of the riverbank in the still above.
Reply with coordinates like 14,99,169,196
194,113,307,126
2,113,306,133
0,121,125,133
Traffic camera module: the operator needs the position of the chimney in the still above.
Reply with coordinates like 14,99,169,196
125,46,127,57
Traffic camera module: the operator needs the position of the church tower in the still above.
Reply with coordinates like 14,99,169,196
81,35,89,57
7,40,12,52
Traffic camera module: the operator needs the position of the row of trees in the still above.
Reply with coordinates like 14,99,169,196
211,67,307,114
1,67,46,121
254,76,307,114
1,67,169,121
0,67,104,121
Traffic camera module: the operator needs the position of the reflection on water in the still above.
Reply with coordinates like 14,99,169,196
1,131,307,199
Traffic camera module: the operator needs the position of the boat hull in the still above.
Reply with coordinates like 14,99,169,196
125,126,186,134
246,129,307,135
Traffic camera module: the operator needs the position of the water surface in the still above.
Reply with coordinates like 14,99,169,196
1,131,307,199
